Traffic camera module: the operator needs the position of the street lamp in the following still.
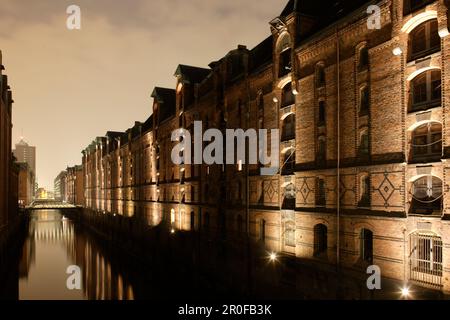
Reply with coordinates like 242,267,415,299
269,252,278,262
401,286,410,299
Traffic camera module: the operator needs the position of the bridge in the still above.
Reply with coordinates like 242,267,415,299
27,199,78,210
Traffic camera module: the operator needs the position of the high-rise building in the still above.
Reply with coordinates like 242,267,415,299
13,139,36,177
54,170,67,202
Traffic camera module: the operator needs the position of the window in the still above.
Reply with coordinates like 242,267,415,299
404,0,436,16
360,86,370,115
258,93,264,111
236,181,242,202
358,175,371,207
316,64,326,88
360,229,373,264
409,70,441,112
409,20,440,61
317,136,326,163
314,224,327,257
170,209,176,226
410,122,442,163
410,232,443,287
204,184,209,203
279,48,292,77
278,33,292,78
410,175,443,215
282,183,296,210
281,114,295,141
316,178,326,207
358,46,369,71
281,83,295,108
359,129,370,157
191,186,195,202
259,219,266,242
282,149,295,175
285,221,296,247
318,100,326,126
204,212,210,230
190,211,195,230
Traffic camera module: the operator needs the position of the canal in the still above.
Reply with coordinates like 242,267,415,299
18,210,137,300
3,209,446,300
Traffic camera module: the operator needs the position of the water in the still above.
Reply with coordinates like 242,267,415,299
18,210,134,300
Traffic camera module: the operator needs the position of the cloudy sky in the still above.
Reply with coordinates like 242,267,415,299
0,0,286,189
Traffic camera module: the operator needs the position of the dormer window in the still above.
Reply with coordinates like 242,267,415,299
277,33,292,78
403,0,435,16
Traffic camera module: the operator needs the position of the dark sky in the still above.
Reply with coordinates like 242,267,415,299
0,0,287,189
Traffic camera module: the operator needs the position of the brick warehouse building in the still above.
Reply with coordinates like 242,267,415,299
0,50,18,256
81,0,450,294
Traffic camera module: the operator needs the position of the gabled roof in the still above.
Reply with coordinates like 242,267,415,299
280,0,370,19
151,87,176,123
142,114,153,133
106,131,123,140
174,65,211,84
249,36,273,72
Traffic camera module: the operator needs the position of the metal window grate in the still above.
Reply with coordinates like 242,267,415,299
410,233,443,289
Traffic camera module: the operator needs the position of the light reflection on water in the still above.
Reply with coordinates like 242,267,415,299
19,210,134,300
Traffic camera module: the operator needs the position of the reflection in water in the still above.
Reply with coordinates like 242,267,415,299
19,210,134,300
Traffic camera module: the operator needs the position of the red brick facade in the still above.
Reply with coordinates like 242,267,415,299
81,0,450,293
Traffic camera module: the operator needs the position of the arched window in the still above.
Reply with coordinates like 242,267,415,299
281,83,295,108
360,229,373,263
410,122,442,163
277,33,292,78
359,85,370,115
358,174,371,208
316,63,326,88
409,70,441,112
358,128,370,157
410,175,443,215
314,224,328,257
282,114,295,142
358,46,369,71
316,178,326,207
282,183,296,210
408,19,440,61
